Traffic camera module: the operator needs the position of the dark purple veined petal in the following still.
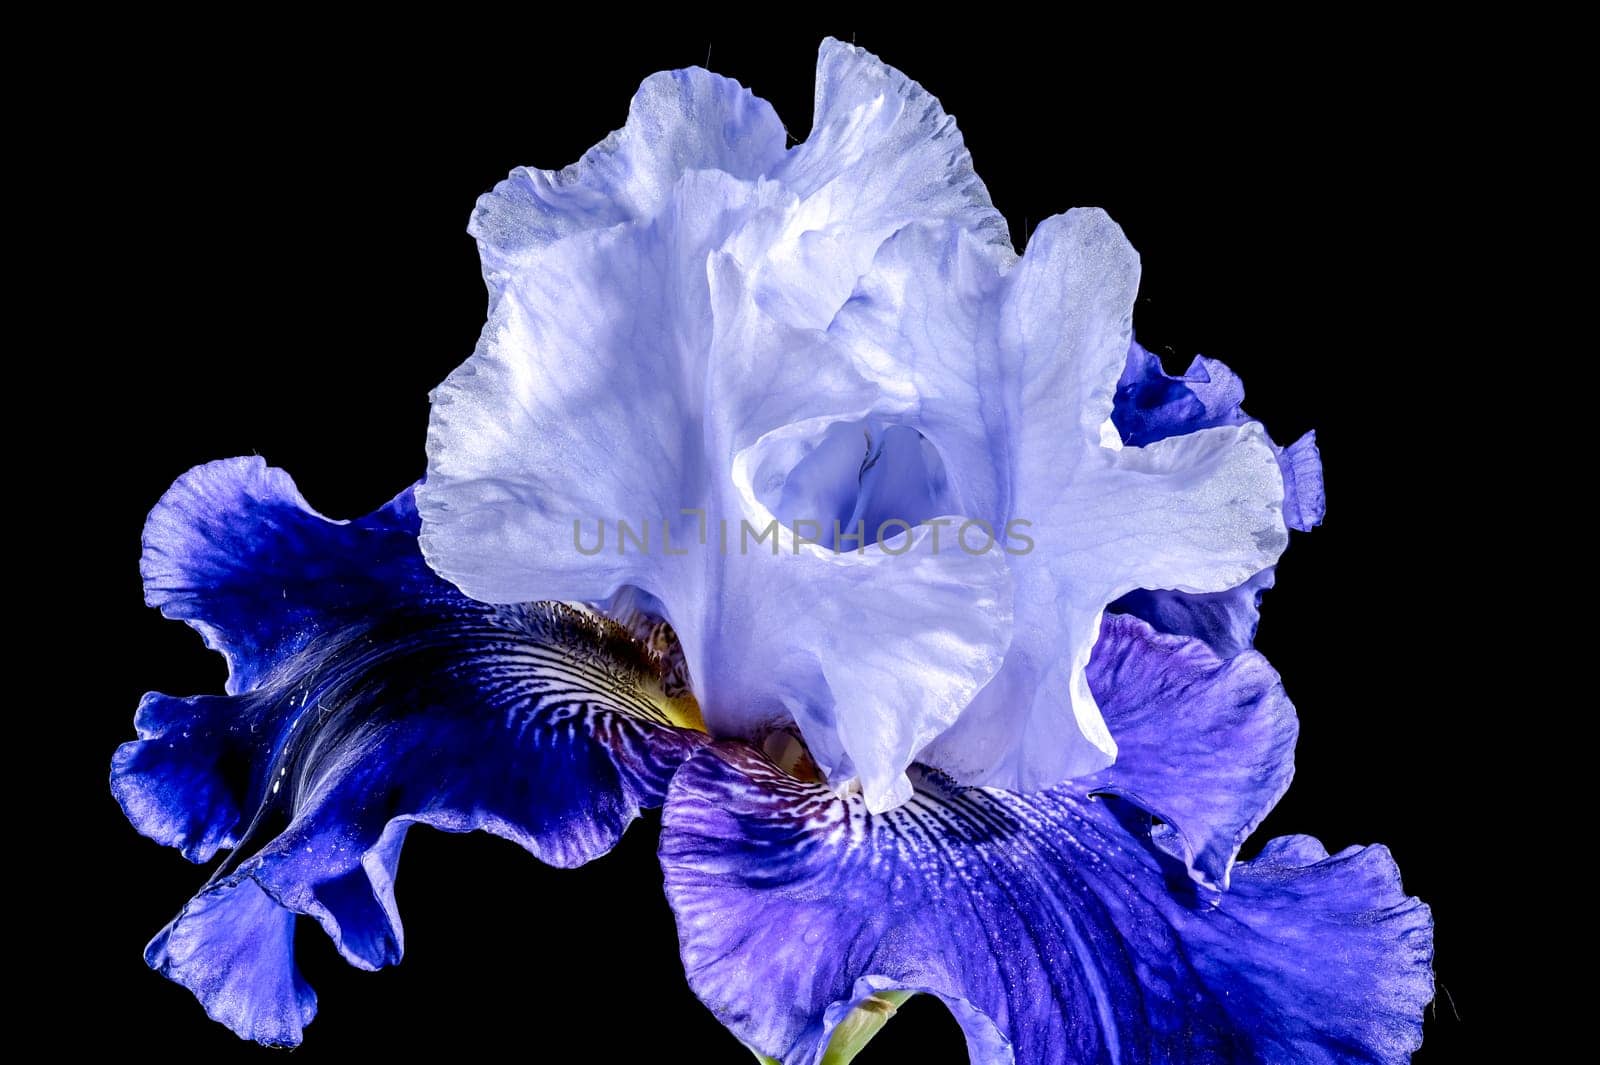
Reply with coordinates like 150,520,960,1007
1085,614,1297,889
1109,340,1325,655
662,743,1431,1065
114,458,706,1045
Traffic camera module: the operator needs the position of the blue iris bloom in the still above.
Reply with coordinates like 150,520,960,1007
115,38,1431,1062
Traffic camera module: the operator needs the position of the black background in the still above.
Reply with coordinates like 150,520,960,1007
61,30,1481,1062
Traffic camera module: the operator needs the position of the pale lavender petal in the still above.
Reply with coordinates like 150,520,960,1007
470,67,785,297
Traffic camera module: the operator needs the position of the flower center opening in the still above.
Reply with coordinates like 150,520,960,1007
760,727,825,783
753,420,957,550
594,588,703,730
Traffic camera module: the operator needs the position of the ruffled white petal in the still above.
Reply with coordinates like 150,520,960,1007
695,527,1011,814
823,222,1011,524
425,42,1286,807
1059,423,1288,597
732,38,1010,331
425,160,1013,812
422,171,790,604
963,213,1283,790
835,209,1288,792
1002,208,1143,460
470,68,786,296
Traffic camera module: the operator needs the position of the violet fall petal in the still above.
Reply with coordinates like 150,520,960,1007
662,744,1432,1065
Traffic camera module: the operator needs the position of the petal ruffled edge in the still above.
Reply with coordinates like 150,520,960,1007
1111,340,1324,532
1085,613,1297,889
111,690,267,862
797,38,1008,248
1106,340,1324,653
469,66,786,297
139,456,425,694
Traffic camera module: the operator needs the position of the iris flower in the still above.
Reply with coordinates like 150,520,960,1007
115,39,1432,1062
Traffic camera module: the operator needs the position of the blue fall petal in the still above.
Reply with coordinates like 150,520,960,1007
114,458,706,1044
661,744,1432,1065
1109,341,1325,655
138,456,427,694
113,689,275,863
1111,569,1277,661
1111,341,1247,449
145,880,315,1045
1085,614,1297,890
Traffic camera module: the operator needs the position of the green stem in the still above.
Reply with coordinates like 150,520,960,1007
747,991,915,1065
820,991,915,1065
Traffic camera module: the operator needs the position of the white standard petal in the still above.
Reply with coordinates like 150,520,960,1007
1002,208,1143,460
940,421,1284,794
470,67,786,298
830,209,1289,792
971,211,1286,791
701,528,1012,814
822,221,1012,524
702,254,1014,812
424,161,1013,813
421,170,789,604
426,46,1286,809
728,38,1011,331
1058,423,1289,597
